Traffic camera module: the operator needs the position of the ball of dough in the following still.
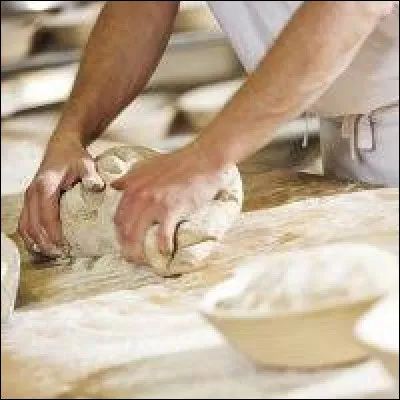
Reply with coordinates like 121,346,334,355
216,243,399,313
60,146,243,276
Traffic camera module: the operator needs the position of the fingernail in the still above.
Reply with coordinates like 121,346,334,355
48,245,65,258
82,177,105,192
160,246,172,257
92,181,106,192
136,254,148,265
61,240,71,256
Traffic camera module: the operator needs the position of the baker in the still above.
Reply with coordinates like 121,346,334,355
18,1,399,263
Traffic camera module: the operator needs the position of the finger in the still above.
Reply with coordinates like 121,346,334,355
61,171,80,191
114,190,142,259
111,156,163,192
111,169,147,192
120,246,147,266
115,196,149,264
117,203,156,265
157,212,179,256
111,174,132,191
26,185,59,256
125,209,156,265
113,183,149,228
80,158,105,192
38,184,63,250
36,172,67,255
18,201,36,252
113,189,136,229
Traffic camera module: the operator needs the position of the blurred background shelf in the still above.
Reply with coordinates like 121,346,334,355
1,49,80,78
1,0,319,164
1,31,242,82
1,1,78,15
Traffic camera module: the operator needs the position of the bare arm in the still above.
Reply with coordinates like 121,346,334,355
18,1,179,256
197,1,394,167
112,1,394,262
56,0,179,146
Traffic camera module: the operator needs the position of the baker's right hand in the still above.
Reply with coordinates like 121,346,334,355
18,134,104,257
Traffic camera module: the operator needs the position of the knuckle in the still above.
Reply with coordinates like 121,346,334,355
83,157,95,169
160,199,172,213
137,188,160,204
124,249,141,264
17,221,25,237
24,184,36,200
137,189,150,200
17,211,26,227
36,172,49,186
121,247,132,262
158,228,168,243
49,192,59,202
132,250,145,264
150,191,162,203
35,179,46,196
164,192,179,208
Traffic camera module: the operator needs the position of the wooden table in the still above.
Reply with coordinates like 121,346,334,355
1,115,397,399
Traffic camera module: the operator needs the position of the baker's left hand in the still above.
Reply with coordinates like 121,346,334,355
111,142,225,264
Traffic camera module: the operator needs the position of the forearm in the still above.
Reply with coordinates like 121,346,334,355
198,1,394,167
55,1,179,146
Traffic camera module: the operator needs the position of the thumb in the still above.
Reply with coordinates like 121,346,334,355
80,159,105,192
110,174,129,190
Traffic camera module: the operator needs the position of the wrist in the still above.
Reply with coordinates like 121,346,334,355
190,136,232,173
52,118,92,148
49,128,86,152
55,101,97,148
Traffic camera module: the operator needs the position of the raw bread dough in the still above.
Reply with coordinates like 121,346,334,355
355,292,399,382
60,145,243,277
1,232,20,323
215,243,399,314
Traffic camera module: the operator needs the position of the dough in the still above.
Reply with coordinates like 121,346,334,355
215,243,399,313
60,145,243,276
1,232,20,323
355,292,399,381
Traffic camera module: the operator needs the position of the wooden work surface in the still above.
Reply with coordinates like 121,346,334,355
1,117,398,399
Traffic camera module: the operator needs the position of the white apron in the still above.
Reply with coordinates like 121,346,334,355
208,1,399,186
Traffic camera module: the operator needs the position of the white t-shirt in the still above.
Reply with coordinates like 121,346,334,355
208,1,399,117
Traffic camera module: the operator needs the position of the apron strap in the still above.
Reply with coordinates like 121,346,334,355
370,100,399,118
341,101,399,160
341,114,359,160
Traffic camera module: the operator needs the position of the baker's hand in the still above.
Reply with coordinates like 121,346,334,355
111,142,225,264
18,134,104,257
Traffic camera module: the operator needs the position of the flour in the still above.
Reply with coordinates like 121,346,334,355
1,233,20,323
215,243,399,314
60,145,243,277
1,185,397,311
